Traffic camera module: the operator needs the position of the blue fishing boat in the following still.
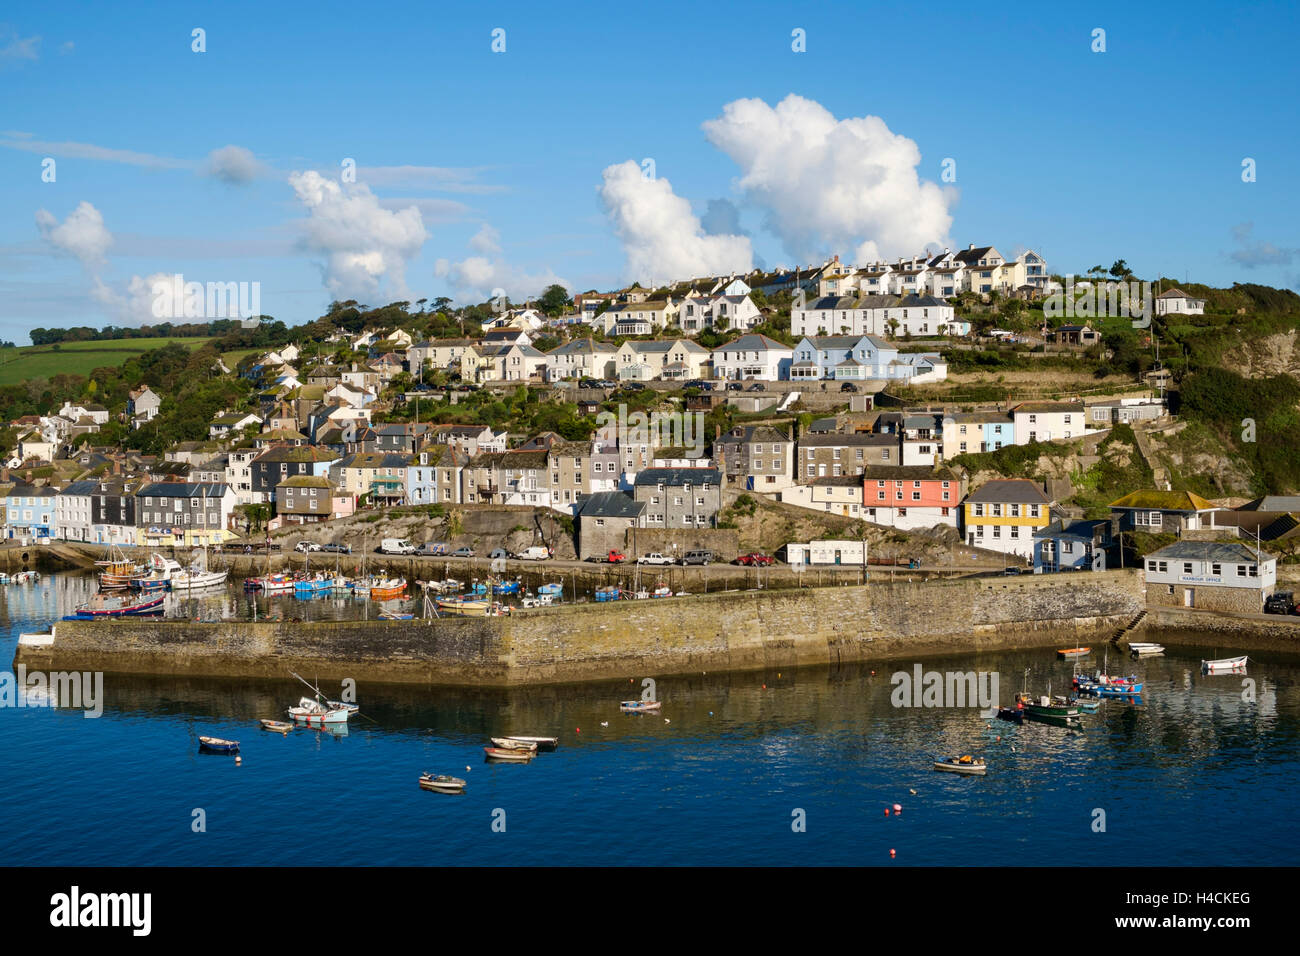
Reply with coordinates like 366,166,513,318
492,579,521,596
537,582,563,597
595,586,622,603
1079,678,1144,697
198,736,240,754
467,582,488,595
293,574,333,595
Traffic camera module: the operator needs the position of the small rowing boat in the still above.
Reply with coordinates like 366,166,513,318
259,719,293,733
489,737,538,752
1202,655,1248,674
1128,642,1165,658
499,735,558,750
1057,646,1090,659
934,755,986,775
620,699,662,713
198,736,240,753
419,773,467,793
484,747,534,762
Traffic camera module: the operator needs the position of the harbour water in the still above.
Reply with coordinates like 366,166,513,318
2,574,1298,866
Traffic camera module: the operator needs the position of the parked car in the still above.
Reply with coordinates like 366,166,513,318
414,542,447,556
735,553,774,567
577,378,597,389
840,382,859,392
319,543,352,554
747,382,766,392
294,541,321,553
681,549,715,566
725,382,743,391
451,547,475,558
637,552,674,565
1264,591,1296,614
597,379,617,389
599,549,627,564
1003,566,1022,576
622,382,647,392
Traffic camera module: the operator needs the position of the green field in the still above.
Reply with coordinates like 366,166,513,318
0,338,258,386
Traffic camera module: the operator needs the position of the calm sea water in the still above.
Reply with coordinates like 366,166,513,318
2,574,1298,866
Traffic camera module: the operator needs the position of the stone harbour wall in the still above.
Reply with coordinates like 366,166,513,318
17,570,1146,686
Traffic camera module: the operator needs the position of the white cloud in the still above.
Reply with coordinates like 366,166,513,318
0,134,190,169
205,145,263,184
597,159,752,284
35,201,112,268
358,164,506,194
90,273,171,323
435,254,567,304
701,94,954,264
0,29,40,64
288,169,428,300
1229,222,1296,269
469,223,501,254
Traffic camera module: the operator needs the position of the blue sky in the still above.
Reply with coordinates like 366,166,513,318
2,0,1297,341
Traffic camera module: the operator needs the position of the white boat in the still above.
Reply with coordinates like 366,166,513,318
288,696,353,724
419,773,467,793
172,567,229,590
12,570,39,585
1202,655,1248,674
520,593,555,608
17,630,55,647
620,699,662,713
1128,642,1165,658
489,737,538,752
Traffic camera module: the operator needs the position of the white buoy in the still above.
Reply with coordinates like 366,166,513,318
664,718,670,723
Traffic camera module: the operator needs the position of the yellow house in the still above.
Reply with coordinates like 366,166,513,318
962,479,1052,559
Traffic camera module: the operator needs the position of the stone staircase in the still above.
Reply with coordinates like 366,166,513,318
1108,608,1148,646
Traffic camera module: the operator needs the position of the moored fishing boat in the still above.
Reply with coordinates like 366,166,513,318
537,582,563,597
491,579,522,596
198,736,240,753
244,572,294,594
1057,646,1091,659
419,773,467,793
259,719,293,733
293,573,334,595
489,737,538,752
484,747,534,762
595,586,622,603
1075,673,1144,697
69,592,166,618
369,577,406,601
520,593,554,608
12,570,40,585
650,586,672,598
934,755,986,775
620,699,662,713
96,546,142,589
1202,655,1248,674
1018,693,1083,728
288,696,352,724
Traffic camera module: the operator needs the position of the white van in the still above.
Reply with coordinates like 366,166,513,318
379,538,416,555
513,546,550,561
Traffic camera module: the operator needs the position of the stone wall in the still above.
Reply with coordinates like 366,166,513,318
625,528,741,560
1148,582,1266,614
18,569,1145,687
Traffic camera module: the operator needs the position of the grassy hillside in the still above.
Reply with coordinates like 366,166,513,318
0,338,221,386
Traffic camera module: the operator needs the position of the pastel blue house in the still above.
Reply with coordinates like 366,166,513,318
789,335,946,383
1033,519,1115,573
5,485,58,539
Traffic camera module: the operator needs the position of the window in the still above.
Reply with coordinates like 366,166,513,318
974,503,984,517
1211,563,1221,576
1184,563,1194,575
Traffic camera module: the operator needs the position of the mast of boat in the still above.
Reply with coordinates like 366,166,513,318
290,670,328,704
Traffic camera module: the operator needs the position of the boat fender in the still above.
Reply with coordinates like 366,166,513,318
889,849,896,858
893,803,902,813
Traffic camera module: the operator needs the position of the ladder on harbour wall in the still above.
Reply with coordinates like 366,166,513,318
1108,609,1147,646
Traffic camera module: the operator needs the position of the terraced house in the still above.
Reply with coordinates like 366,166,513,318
329,452,409,506
614,339,711,382
798,431,899,479
715,424,796,491
543,337,618,382
135,482,236,547
275,475,344,524
961,479,1053,559
251,446,340,505
633,467,723,528
405,443,465,505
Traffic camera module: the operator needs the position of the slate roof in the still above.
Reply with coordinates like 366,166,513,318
966,479,1050,504
579,492,646,519
633,467,722,486
1146,541,1274,563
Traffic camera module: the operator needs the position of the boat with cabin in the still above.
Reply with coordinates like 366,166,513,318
131,555,181,593
369,577,407,601
97,546,142,589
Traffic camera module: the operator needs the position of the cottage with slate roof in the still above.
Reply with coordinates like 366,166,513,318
962,479,1053,559
1143,541,1275,613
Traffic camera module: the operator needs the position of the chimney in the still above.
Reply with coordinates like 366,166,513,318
968,243,975,251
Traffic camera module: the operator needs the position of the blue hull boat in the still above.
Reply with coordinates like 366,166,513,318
198,736,240,754
492,581,521,596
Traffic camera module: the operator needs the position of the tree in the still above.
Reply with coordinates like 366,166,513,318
537,284,571,317
1109,259,1132,279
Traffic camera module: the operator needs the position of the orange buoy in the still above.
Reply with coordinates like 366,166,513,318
890,848,896,858
884,808,890,816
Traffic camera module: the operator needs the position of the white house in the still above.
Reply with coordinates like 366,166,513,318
1144,541,1275,613
544,338,618,382
792,294,959,339
1155,288,1206,316
711,334,793,381
1010,402,1088,445
56,479,98,543
678,294,762,334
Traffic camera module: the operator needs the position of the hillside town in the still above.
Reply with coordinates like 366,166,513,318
3,245,1293,615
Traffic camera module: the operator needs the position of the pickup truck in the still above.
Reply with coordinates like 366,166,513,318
637,552,674,566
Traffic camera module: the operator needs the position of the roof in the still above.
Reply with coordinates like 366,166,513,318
1011,401,1085,414
720,424,793,445
277,475,333,489
966,479,1050,504
799,432,897,448
861,464,962,482
1145,541,1275,563
137,482,230,498
254,446,339,464
1109,490,1218,512
633,467,722,486
579,491,646,519
1033,518,1111,540
1238,495,1300,512
715,333,792,353
469,450,550,470
1156,288,1202,299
